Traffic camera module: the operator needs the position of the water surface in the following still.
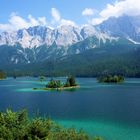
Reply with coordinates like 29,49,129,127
0,77,140,140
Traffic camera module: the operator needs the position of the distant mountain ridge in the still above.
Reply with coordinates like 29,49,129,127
0,15,140,65
0,25,115,48
97,15,140,42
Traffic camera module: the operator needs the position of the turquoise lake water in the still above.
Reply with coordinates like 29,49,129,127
0,77,140,140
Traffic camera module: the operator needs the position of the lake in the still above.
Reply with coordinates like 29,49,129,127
0,77,140,140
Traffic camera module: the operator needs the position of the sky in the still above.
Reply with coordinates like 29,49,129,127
0,0,140,31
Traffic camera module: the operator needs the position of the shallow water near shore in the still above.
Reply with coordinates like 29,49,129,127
0,77,140,140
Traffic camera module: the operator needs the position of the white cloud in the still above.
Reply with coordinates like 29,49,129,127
100,0,140,19
28,15,39,26
82,8,95,16
38,17,47,26
0,13,47,31
0,24,13,31
90,18,104,25
51,8,61,22
60,19,76,26
90,0,140,25
51,8,76,27
0,0,140,31
0,8,76,32
9,14,29,29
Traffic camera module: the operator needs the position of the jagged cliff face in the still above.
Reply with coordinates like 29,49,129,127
0,25,108,48
0,15,140,64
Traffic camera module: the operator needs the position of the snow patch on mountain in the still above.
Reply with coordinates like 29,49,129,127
0,15,140,64
128,38,140,45
0,23,123,50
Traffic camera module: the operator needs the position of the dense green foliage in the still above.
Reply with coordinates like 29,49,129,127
2,45,140,77
64,76,77,87
47,79,63,88
97,75,124,83
0,70,6,79
46,77,78,88
0,109,104,140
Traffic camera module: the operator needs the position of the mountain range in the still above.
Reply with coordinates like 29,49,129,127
0,15,140,76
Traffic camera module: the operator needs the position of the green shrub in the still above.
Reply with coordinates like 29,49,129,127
47,79,62,88
0,109,96,140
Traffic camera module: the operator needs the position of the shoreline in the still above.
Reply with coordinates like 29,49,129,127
33,85,80,91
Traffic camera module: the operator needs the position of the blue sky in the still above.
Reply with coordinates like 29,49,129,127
0,0,139,31
0,0,113,23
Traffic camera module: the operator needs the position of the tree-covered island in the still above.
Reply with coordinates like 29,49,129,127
33,76,80,91
97,75,124,83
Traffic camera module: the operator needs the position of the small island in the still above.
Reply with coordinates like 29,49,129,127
33,76,79,91
0,70,6,80
97,75,124,83
39,76,46,82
